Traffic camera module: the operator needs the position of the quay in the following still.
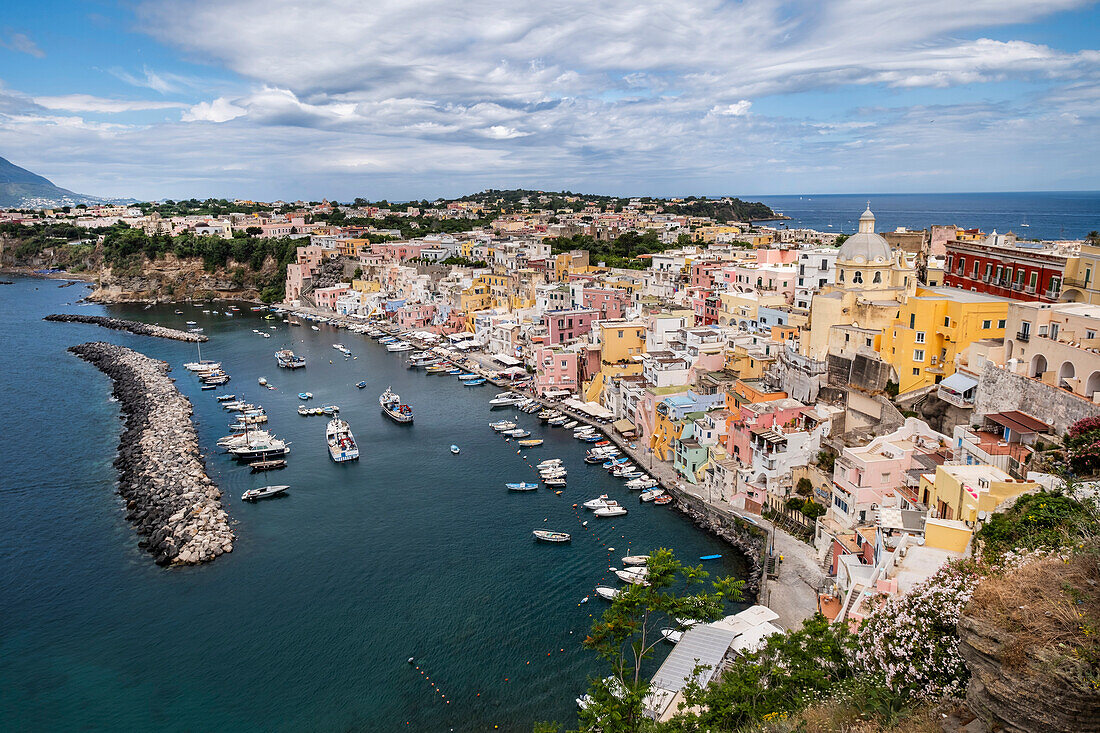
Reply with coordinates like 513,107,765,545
69,341,233,566
46,313,208,342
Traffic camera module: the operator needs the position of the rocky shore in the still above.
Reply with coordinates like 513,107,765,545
45,313,208,342
69,341,234,566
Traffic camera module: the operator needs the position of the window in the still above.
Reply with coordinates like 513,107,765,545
853,271,864,284
839,270,845,283
821,258,828,270
972,261,980,278
866,338,872,347
1089,330,1097,340
909,313,916,329
1020,321,1031,337
1029,272,1038,290
956,257,965,275
998,319,1006,328
984,264,992,281
873,271,882,283
913,367,921,376
915,331,926,343
913,349,925,362
944,316,950,327
1050,323,1059,340
995,265,1003,282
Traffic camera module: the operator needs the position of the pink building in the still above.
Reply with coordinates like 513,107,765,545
544,308,599,344
260,222,294,238
582,287,630,320
314,284,349,311
725,399,808,467
371,242,427,262
755,248,797,265
396,302,437,330
534,346,579,397
690,260,724,289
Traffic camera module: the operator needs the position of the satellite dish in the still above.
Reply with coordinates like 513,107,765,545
917,537,926,546
978,510,988,520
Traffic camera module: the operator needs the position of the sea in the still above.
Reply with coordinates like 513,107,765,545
754,191,1100,242
0,278,746,732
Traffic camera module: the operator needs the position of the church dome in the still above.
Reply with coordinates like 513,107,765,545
838,205,892,263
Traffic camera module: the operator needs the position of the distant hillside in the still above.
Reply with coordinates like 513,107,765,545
0,156,129,209
455,188,778,222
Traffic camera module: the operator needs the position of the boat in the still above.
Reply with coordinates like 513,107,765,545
625,477,658,490
356,381,367,389
298,392,313,400
537,459,563,469
517,439,543,447
228,436,290,460
533,530,571,542
653,495,673,505
543,477,566,487
275,349,306,369
321,404,340,415
539,468,567,478
386,341,414,352
503,428,529,437
425,364,448,374
200,383,216,390
595,587,620,601
241,485,288,501
311,325,320,331
457,373,479,379
490,421,517,432
506,482,538,491
621,555,648,566
562,421,578,429
216,394,236,401
219,429,275,448
183,342,219,372
258,377,268,386
263,314,277,320
250,459,287,472
594,506,627,518
297,405,311,416
583,495,613,510
547,416,568,426
379,387,413,423
615,569,649,585
326,418,360,462
446,367,461,375
640,488,666,502
462,378,486,386
450,444,460,454
660,628,683,644
489,392,525,408
262,332,271,338
700,554,722,561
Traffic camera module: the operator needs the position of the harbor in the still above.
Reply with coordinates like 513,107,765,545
1,278,747,732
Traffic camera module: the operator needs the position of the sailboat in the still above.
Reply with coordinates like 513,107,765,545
183,341,219,372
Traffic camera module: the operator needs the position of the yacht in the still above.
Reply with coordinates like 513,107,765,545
183,342,219,372
228,435,290,460
326,418,360,462
489,392,524,408
241,485,288,502
386,341,414,352
379,387,413,423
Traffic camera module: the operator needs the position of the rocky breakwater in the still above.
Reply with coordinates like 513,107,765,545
69,341,234,566
45,313,207,342
674,491,766,598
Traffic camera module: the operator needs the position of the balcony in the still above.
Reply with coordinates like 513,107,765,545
1016,331,1030,342
1062,276,1089,289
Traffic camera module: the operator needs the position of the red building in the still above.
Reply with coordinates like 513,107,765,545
544,308,599,344
943,232,1066,302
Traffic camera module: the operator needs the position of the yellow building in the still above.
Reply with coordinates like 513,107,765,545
717,290,786,329
693,225,742,243
1061,244,1100,305
918,465,1038,524
351,279,380,293
337,238,371,258
880,286,1009,394
583,321,647,402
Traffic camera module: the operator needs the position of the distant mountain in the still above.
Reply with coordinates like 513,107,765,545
0,156,133,208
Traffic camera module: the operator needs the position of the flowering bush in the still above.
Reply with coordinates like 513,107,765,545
1065,416,1100,474
853,560,982,700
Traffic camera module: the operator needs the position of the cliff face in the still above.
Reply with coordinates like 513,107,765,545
86,252,280,303
957,554,1100,733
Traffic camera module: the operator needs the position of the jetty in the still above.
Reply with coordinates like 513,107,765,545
45,314,208,342
69,341,233,566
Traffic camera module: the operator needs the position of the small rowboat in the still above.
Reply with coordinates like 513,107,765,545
450,445,460,454
249,459,287,472
700,554,722,561
533,530,571,543
653,495,673,505
241,485,288,501
517,439,544,447
463,378,486,386
356,381,367,389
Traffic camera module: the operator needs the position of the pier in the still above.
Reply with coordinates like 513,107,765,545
45,313,208,342
69,342,233,566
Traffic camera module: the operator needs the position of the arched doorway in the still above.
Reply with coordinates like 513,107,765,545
1031,354,1047,378
1059,361,1076,388
1086,371,1100,398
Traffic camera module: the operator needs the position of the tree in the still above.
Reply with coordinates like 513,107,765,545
245,226,263,236
795,477,813,496
576,548,743,733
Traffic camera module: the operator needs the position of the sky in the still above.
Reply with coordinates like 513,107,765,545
0,0,1098,201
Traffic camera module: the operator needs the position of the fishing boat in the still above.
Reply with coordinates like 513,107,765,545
326,417,359,462
201,373,231,385
517,439,544,447
450,445,460,454
446,367,461,375
640,488,665,502
462,378,486,386
356,381,367,389
595,587,620,601
489,392,524,408
506,482,539,491
653,495,673,505
425,364,448,374
298,392,313,400
250,459,287,472
594,506,627,518
379,387,413,423
241,485,288,501
321,404,340,415
533,530,571,543
275,349,306,369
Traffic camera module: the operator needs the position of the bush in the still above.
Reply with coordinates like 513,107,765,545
976,490,1095,561
796,477,814,496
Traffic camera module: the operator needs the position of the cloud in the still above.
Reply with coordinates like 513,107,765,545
110,65,195,94
0,31,45,58
181,97,246,122
709,100,752,117
34,94,187,113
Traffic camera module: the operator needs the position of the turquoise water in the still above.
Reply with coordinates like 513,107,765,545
0,278,746,731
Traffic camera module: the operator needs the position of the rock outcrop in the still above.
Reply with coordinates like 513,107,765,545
69,342,234,566
45,313,207,342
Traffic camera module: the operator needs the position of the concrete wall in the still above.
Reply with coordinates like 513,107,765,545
974,362,1100,435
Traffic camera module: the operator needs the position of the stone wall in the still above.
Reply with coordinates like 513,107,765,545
671,489,768,599
974,362,1100,434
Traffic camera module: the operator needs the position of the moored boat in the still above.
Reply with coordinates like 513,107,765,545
250,459,287,472
275,349,306,368
242,485,288,501
489,392,524,408
594,505,627,518
326,417,359,462
640,488,665,502
379,387,413,423
517,438,543,447
621,555,648,566
450,444,460,454
595,586,620,601
653,495,673,505
506,482,538,491
533,529,571,542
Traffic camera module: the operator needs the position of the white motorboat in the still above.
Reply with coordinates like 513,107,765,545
241,485,288,502
640,488,665,502
503,428,529,437
258,377,268,386
547,416,568,426
490,421,517,432
621,555,648,566
536,459,563,469
543,477,566,487
326,418,359,462
615,569,650,585
228,436,290,460
583,495,613,510
489,392,524,408
625,477,658,490
595,586,620,601
594,506,627,518
218,430,275,448
386,341,414,352
562,421,578,429
540,469,567,479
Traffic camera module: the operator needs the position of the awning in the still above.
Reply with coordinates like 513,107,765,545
493,354,521,366
612,418,636,434
987,410,1049,435
938,372,977,394
544,388,572,397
